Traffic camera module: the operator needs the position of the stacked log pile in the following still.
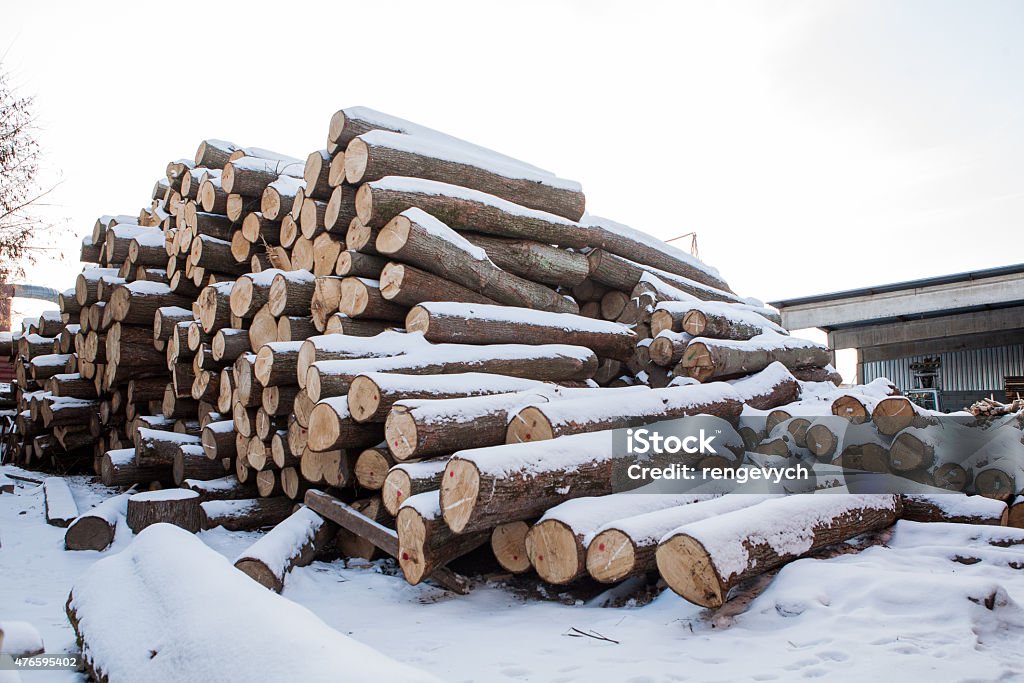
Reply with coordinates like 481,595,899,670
5,105,1022,608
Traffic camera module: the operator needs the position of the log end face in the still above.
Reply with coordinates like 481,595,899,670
505,406,554,444
405,305,429,333
343,138,368,184
64,517,115,552
354,183,373,225
396,507,429,585
253,346,275,387
586,529,635,584
491,521,532,574
681,310,706,337
680,341,713,383
526,520,580,585
347,376,380,423
382,470,412,517
306,403,341,452
440,459,480,534
234,558,284,593
656,534,724,608
384,409,418,461
376,215,410,255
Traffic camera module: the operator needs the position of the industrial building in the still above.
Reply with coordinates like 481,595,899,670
770,264,1024,413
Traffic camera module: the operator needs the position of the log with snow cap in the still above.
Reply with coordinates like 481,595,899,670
221,154,303,197
378,261,500,308
305,396,386,452
108,280,190,326
406,301,638,362
440,426,723,534
65,492,130,551
348,371,545,423
586,494,779,583
267,268,316,316
679,332,831,382
385,385,649,461
656,494,900,608
296,330,427,387
726,362,802,411
375,208,578,313
505,382,742,444
899,493,1008,525
382,460,449,516
305,342,598,402
526,492,721,585
396,490,490,585
234,506,336,593
67,524,442,682
345,130,586,221
651,299,782,335
681,300,788,340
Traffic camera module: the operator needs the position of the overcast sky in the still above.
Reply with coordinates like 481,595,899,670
3,0,1023,324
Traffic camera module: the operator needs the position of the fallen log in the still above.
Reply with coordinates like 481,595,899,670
65,492,130,551
44,477,79,527
234,506,336,593
656,494,899,607
200,497,294,531
899,494,1008,525
183,475,258,501
378,262,497,308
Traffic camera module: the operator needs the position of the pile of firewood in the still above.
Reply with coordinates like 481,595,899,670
4,106,1022,608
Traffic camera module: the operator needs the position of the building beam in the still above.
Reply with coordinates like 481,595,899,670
776,271,1024,330
828,307,1024,350
859,330,1024,363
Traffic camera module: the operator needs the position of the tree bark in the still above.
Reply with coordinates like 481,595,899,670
234,506,336,592
127,489,202,534
199,497,294,531
680,335,831,382
378,262,498,308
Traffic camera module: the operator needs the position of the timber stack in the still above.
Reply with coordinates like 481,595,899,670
3,106,1021,607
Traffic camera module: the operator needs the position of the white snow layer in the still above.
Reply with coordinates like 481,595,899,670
234,506,325,578
68,524,440,682
416,301,632,334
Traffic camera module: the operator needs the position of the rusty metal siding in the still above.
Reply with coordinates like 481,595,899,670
861,343,1024,392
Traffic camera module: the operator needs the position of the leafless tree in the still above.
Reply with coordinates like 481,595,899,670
0,64,56,283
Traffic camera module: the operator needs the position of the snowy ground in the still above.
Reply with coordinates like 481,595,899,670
2,468,1023,682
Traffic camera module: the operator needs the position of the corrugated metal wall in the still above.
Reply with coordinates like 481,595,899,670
861,343,1024,391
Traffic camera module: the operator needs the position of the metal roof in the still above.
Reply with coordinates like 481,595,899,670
769,263,1024,309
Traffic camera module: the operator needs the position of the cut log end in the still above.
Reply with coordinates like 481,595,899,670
656,534,723,608
440,459,481,534
505,406,555,444
586,529,636,584
234,558,284,593
343,138,369,184
404,305,429,333
384,409,418,460
491,521,532,574
526,519,580,585
382,469,413,517
681,310,707,336
680,341,713,382
396,507,430,585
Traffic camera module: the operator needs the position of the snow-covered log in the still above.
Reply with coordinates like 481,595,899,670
376,209,577,313
406,302,637,362
136,428,200,466
505,383,741,443
44,477,79,527
381,460,449,516
679,333,830,382
65,492,130,551
200,497,294,531
338,277,407,321
296,331,427,387
108,281,190,326
221,155,303,197
183,475,258,501
396,491,489,585
586,494,777,583
305,397,385,452
234,506,336,592
348,371,542,423
66,524,441,682
656,494,899,607
526,493,717,584
345,131,585,221
899,494,1008,525
266,269,317,317
385,385,647,461
681,301,787,340
306,343,598,402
